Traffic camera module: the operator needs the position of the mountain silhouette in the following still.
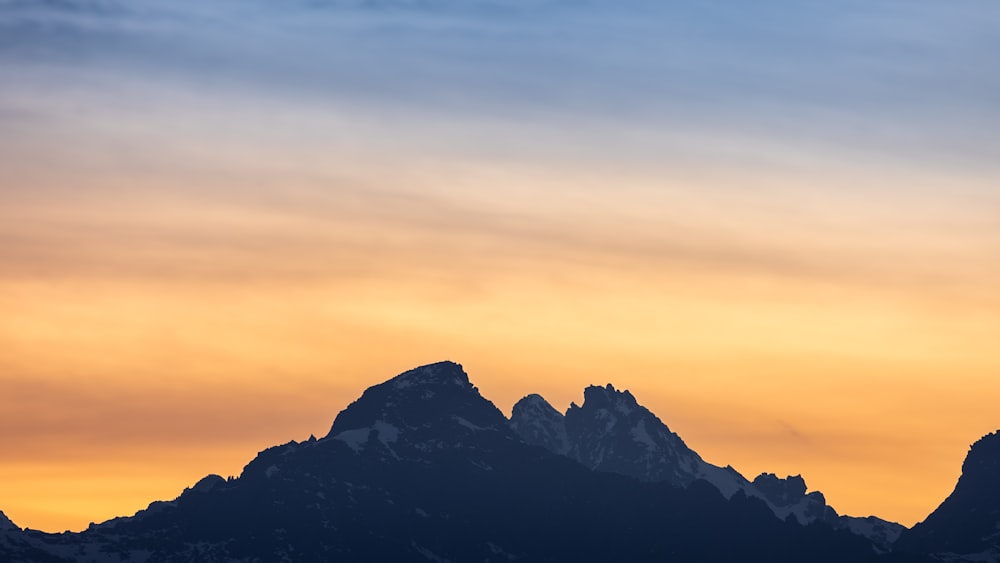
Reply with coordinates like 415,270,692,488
0,361,971,562
509,384,904,548
510,384,753,495
895,430,1000,559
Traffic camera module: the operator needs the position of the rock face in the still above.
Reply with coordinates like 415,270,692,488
325,360,516,457
896,431,1000,559
509,384,904,548
564,384,711,488
510,384,752,495
509,394,570,455
0,361,898,563
752,473,836,524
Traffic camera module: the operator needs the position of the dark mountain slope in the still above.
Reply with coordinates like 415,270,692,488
895,431,1000,560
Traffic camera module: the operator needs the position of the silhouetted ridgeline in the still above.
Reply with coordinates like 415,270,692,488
0,362,994,562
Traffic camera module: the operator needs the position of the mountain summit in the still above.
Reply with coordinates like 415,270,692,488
325,361,513,457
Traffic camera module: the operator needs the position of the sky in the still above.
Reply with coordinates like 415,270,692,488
1,0,999,532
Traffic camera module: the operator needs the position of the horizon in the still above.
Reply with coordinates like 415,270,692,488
2,0,999,534
1,358,992,533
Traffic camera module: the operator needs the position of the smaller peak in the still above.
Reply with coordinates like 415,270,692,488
513,394,558,412
510,394,570,454
511,394,565,425
190,474,226,494
389,361,471,390
752,473,808,507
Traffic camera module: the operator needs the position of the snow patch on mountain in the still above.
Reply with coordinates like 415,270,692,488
453,416,489,432
334,427,372,452
332,420,401,452
374,420,401,443
695,464,754,499
630,419,657,449
841,515,905,551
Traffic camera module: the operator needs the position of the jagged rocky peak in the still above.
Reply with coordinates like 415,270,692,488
324,361,512,452
562,382,716,488
750,473,838,526
753,473,810,507
572,383,640,416
565,382,685,450
510,394,570,454
0,510,18,532
513,383,757,497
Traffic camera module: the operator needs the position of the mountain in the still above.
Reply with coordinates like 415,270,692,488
0,511,17,532
511,384,751,496
895,430,1000,560
509,384,904,548
751,473,905,552
0,362,927,562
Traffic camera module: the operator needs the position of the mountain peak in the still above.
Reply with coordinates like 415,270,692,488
575,383,639,416
560,383,719,489
324,361,511,452
515,393,553,410
510,394,570,454
752,473,808,507
387,360,472,390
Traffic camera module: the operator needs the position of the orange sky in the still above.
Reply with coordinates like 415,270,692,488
1,0,999,534
1,124,998,531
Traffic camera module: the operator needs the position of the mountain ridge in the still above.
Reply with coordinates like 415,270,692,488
508,383,905,548
0,361,990,562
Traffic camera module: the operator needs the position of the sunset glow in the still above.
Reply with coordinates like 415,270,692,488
1,0,998,533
